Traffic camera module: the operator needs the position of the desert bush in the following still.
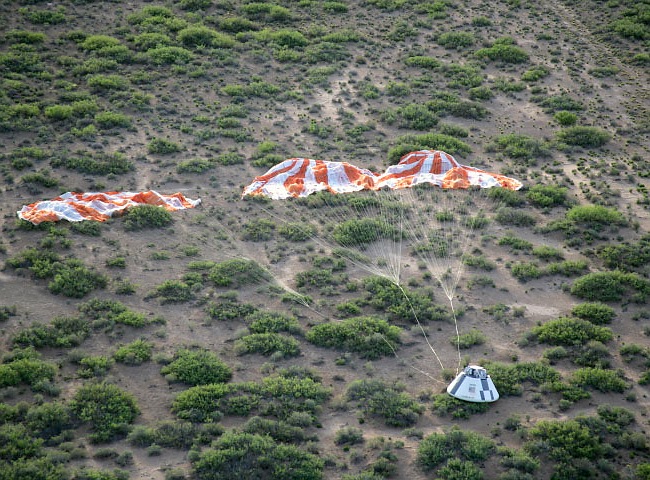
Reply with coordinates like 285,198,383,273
528,419,603,464
536,93,584,113
437,31,475,49
554,110,578,126
80,35,121,51
463,254,496,271
382,103,438,130
147,46,193,64
161,348,232,385
208,258,269,287
405,55,441,69
531,245,564,261
178,26,235,48
87,74,129,91
234,332,300,358
532,317,613,346
452,329,486,349
486,134,550,163
205,297,257,321
25,401,72,438
69,381,139,442
242,416,309,443
526,185,570,208
306,316,401,359
335,426,364,446
77,355,114,378
94,111,132,129
511,262,542,281
332,218,399,247
148,137,182,154
418,428,495,470
498,235,533,251
173,374,331,421
0,352,57,388
346,379,423,426
12,315,90,348
521,65,549,82
596,233,650,272
242,218,275,241
51,151,134,175
571,271,649,302
485,361,561,396
278,222,315,241
468,85,494,100
128,420,202,449
556,126,611,148
191,431,323,480
475,37,529,63
49,261,108,298
430,394,490,419
114,339,154,365
565,204,626,226
132,32,172,51
494,207,537,227
247,311,301,334
387,133,472,163
123,205,173,230
571,302,615,324
177,158,214,173
570,367,628,393
153,280,194,303
19,7,66,25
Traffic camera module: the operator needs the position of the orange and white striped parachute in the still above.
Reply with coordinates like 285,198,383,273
242,158,378,199
242,150,522,199
17,191,201,225
376,150,523,190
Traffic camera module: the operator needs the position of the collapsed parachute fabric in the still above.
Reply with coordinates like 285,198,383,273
376,150,523,191
17,191,201,225
242,158,377,199
242,150,522,199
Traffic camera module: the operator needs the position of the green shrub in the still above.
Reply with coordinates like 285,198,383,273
147,46,193,64
192,432,323,480
51,151,134,175
521,65,549,82
307,316,401,359
452,329,486,349
242,218,275,241
147,137,182,154
511,262,542,281
485,361,561,396
498,235,533,251
234,333,300,358
70,382,139,442
430,394,490,419
94,111,132,129
597,233,650,272
554,110,578,126
526,185,570,208
332,218,399,247
128,420,202,449
556,126,611,148
153,280,194,303
12,315,90,348
571,271,649,302
387,133,472,163
334,426,364,445
205,298,257,321
528,419,603,463
123,205,173,230
80,35,121,51
346,379,423,426
278,222,315,241
532,317,613,346
114,339,154,365
565,205,626,227
161,348,232,385
49,261,108,298
571,303,615,324
208,258,269,287
77,355,114,378
475,38,529,63
437,31,475,49
173,373,331,421
177,158,214,173
177,26,235,48
536,94,584,113
570,367,628,393
405,55,441,69
418,428,495,469
486,134,550,163
247,311,301,334
87,74,129,91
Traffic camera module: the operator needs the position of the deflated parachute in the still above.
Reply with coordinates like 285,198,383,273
17,191,201,225
242,150,522,199
242,158,377,199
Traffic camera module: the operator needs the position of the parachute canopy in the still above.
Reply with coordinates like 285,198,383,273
242,150,522,199
242,158,377,199
17,191,201,225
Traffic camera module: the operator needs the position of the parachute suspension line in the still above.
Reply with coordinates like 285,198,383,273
379,334,446,387
449,300,462,376
396,283,445,372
